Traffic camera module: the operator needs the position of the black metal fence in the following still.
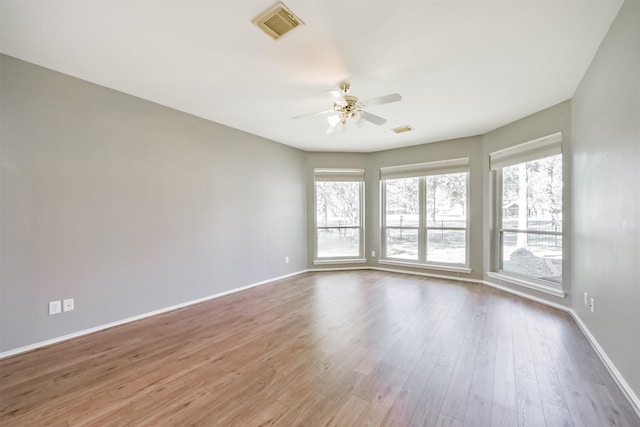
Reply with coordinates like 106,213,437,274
502,219,562,233
501,220,562,247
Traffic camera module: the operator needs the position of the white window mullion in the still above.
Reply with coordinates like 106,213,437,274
359,181,365,259
464,171,471,268
495,170,504,272
418,176,427,263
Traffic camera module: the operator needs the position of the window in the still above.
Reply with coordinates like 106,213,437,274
490,132,563,290
426,173,468,265
384,177,420,260
314,169,364,261
381,158,469,269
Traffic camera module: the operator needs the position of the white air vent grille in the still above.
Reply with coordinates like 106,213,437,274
253,2,304,40
392,125,414,134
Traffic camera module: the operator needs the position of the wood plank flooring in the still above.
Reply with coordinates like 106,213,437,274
1,271,638,426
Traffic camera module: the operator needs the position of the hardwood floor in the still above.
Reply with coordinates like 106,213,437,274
1,271,638,426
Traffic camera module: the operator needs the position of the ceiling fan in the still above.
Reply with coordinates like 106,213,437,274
292,82,402,134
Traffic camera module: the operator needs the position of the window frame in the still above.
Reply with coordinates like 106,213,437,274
425,173,470,266
380,159,470,271
313,169,365,263
381,176,422,262
489,132,565,296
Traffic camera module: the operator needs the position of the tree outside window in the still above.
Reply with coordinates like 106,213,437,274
500,154,563,283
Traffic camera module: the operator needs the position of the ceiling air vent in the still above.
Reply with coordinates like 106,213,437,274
392,125,414,134
253,2,304,40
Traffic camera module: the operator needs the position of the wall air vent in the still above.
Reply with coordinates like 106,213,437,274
391,125,414,134
253,2,304,40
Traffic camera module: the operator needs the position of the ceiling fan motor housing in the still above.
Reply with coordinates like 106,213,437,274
334,95,362,119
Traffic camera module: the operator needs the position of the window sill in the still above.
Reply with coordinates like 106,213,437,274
378,259,471,274
314,258,367,265
487,272,565,298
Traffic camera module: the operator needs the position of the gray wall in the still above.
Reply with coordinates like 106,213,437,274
0,55,307,352
482,101,572,306
572,0,640,398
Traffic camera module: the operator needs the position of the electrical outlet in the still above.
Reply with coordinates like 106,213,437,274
49,300,62,315
590,297,595,313
371,250,376,257
63,298,74,312
285,256,289,264
584,292,588,306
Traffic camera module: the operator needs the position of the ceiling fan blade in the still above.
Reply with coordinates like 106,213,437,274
361,110,387,126
292,110,333,120
352,111,363,128
327,90,348,107
327,114,341,127
361,93,402,107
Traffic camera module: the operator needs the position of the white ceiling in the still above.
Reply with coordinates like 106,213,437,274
1,0,623,153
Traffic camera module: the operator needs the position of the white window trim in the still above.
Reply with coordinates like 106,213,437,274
314,168,364,182
489,132,562,170
380,157,469,180
314,168,365,262
490,132,564,293
380,159,470,269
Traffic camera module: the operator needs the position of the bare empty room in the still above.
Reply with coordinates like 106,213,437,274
1,1,639,426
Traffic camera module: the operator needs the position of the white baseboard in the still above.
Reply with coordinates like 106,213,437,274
0,269,307,360
481,278,571,313
310,264,482,285
569,310,640,418
307,266,370,273
373,266,482,284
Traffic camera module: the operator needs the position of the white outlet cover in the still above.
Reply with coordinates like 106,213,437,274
63,298,74,312
49,300,62,315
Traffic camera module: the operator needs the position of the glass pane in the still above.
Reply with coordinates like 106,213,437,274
426,173,467,228
501,154,562,232
385,228,418,260
427,230,466,264
317,228,360,258
385,178,419,227
316,181,360,227
501,231,563,284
